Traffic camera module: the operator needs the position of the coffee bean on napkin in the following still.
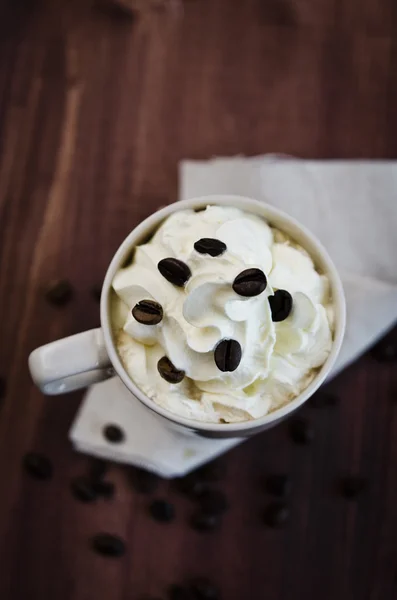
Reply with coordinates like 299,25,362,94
158,356,185,383
194,238,227,257
23,453,53,481
263,501,290,528
214,339,242,372
45,279,74,306
103,423,125,443
132,299,163,325
158,258,191,287
91,533,126,557
233,268,267,297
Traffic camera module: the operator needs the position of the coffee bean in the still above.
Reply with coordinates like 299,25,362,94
91,533,125,557
288,418,314,445
92,480,115,500
23,453,53,481
214,339,242,372
268,289,293,322
103,423,125,443
232,268,267,297
71,477,97,503
194,238,227,257
309,391,338,408
91,284,102,303
190,511,220,532
168,584,191,600
340,476,367,499
263,501,290,528
45,279,73,306
158,258,191,287
196,489,229,516
149,499,175,523
371,339,397,362
130,467,160,494
189,577,220,600
89,459,108,481
132,299,163,325
265,474,292,498
157,356,185,384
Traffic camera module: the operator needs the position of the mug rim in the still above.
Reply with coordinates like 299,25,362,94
101,195,346,433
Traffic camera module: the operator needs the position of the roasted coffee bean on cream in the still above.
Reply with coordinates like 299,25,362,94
111,206,334,423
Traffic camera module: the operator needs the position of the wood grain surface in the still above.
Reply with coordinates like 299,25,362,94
1,0,397,599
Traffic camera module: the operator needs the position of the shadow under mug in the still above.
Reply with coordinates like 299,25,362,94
29,195,346,439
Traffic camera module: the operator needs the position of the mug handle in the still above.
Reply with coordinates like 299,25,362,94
28,328,113,395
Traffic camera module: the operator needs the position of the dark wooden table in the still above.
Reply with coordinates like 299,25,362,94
1,0,397,599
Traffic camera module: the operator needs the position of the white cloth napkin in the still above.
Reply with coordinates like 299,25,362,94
70,157,397,477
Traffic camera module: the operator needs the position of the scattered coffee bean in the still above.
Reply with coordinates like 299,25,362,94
288,418,314,445
265,474,292,498
340,476,367,499
132,299,163,325
91,284,102,303
158,258,191,287
263,501,290,528
232,268,267,297
190,511,220,532
71,477,97,503
268,289,293,322
157,356,185,384
23,453,53,481
103,423,125,444
92,480,115,500
45,279,73,306
168,584,191,600
309,391,338,408
89,459,108,481
130,467,160,494
194,238,227,257
371,339,397,362
149,499,175,523
196,489,229,516
214,339,242,372
91,533,126,557
189,577,219,600
0,376,6,400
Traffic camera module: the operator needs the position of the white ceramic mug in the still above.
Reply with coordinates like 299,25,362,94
29,195,346,438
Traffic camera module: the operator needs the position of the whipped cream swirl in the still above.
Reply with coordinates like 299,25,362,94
112,206,333,423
